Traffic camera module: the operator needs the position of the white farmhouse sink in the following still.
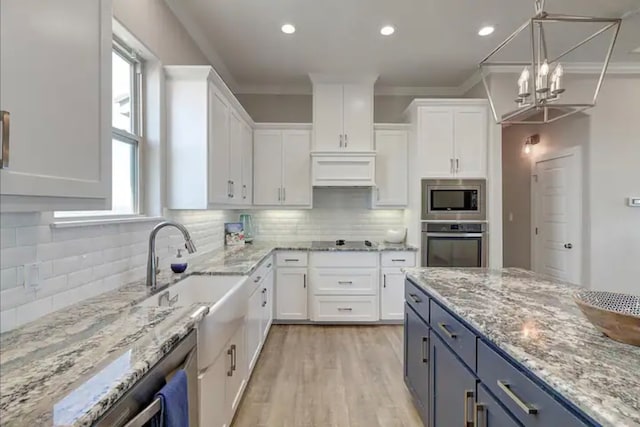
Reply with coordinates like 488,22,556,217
138,274,250,370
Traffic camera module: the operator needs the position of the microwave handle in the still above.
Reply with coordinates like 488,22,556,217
425,232,485,238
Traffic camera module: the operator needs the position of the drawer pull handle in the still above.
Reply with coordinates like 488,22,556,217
266,263,272,268
497,380,538,415
227,346,234,376
463,390,474,427
421,336,429,363
438,322,457,339
254,276,262,283
284,259,299,262
338,281,353,285
337,307,353,311
303,273,306,288
392,259,406,262
474,403,487,427
408,293,422,303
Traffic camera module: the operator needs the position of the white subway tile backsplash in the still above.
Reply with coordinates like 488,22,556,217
0,246,37,269
1,268,17,291
16,226,51,246
0,212,41,228
16,296,53,327
1,228,17,249
0,308,16,333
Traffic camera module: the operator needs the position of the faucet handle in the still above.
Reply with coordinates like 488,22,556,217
155,256,160,274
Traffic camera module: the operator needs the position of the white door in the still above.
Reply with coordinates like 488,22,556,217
342,83,373,151
261,269,274,340
240,122,253,204
228,111,243,203
226,324,246,416
246,285,263,373
454,107,487,178
253,130,282,205
381,269,405,320
374,130,408,207
313,83,344,151
209,87,231,204
0,0,110,204
533,151,582,284
419,107,455,177
276,268,308,320
282,130,311,206
199,350,228,427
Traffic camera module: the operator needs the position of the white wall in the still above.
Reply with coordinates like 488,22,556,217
240,189,406,242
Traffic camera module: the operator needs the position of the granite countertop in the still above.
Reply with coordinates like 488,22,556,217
0,240,416,426
404,267,640,427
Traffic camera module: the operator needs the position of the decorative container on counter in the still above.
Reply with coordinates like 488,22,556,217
574,290,640,346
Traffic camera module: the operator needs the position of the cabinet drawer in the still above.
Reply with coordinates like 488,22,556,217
250,256,274,289
477,340,589,427
430,300,477,371
310,251,378,268
476,384,521,427
310,268,377,295
381,251,416,267
313,296,378,321
276,251,308,267
405,279,429,323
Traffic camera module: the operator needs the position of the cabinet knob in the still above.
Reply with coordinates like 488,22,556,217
564,243,573,249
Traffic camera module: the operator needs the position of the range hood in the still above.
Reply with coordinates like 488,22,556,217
311,152,376,187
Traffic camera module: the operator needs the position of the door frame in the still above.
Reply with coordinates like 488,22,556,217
531,146,583,284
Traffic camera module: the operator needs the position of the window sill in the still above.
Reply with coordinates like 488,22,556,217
50,215,165,229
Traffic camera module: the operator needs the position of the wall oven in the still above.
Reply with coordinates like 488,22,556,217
422,179,486,221
421,222,487,267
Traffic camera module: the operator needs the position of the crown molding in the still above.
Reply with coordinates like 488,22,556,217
235,84,312,95
163,0,239,92
374,85,462,96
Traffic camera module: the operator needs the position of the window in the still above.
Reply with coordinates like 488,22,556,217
56,38,143,218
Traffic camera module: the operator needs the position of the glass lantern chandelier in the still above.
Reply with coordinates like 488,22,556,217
479,0,621,125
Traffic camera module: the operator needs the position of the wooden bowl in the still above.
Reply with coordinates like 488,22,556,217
574,291,640,347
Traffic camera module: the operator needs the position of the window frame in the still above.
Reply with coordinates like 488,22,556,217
55,38,144,219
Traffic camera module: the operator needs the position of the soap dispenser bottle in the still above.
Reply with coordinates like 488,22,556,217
170,248,188,274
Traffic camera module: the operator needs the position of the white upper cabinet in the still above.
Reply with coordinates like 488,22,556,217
166,66,254,209
0,0,112,212
311,77,375,152
412,100,488,179
253,127,311,207
373,128,408,207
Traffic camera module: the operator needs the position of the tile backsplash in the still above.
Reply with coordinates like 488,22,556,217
0,189,407,332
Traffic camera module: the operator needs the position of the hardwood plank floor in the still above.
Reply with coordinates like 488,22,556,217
232,325,422,427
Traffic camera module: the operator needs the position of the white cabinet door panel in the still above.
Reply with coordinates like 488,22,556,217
312,295,377,322
313,83,343,151
454,107,487,178
228,111,244,203
0,0,110,203
275,268,308,320
247,286,263,373
342,83,373,151
418,108,454,178
209,88,231,204
199,350,229,427
381,269,406,320
261,269,274,340
226,324,246,416
282,130,311,206
240,122,253,204
253,130,282,205
374,130,408,206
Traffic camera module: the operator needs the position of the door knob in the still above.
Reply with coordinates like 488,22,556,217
564,243,573,249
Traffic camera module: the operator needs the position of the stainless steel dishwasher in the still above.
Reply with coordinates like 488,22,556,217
94,330,198,427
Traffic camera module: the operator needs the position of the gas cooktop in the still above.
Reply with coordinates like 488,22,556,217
310,240,376,249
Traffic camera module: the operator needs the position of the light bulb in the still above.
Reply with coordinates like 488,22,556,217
518,66,531,98
524,143,532,154
539,60,549,77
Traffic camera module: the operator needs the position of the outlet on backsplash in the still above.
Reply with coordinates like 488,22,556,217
24,263,41,292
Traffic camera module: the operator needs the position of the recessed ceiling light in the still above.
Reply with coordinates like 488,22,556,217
478,26,495,36
380,25,395,36
281,24,296,34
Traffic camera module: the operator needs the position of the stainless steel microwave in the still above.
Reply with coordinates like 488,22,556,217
421,179,486,221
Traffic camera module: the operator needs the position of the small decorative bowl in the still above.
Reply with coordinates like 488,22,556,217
574,290,640,347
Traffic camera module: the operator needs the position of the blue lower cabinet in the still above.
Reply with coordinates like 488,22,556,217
476,385,523,427
430,331,477,427
404,304,430,425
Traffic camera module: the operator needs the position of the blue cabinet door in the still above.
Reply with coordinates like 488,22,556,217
405,303,430,425
476,385,522,427
430,331,477,427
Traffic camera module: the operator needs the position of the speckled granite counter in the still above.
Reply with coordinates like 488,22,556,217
404,267,640,427
0,240,416,426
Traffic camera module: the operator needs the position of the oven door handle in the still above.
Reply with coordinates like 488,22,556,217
425,233,485,238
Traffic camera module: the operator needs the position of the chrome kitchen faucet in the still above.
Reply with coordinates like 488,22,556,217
146,221,197,290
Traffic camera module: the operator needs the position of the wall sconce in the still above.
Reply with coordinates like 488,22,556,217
523,134,540,154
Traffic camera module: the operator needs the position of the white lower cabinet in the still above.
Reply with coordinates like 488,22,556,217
260,269,274,340
313,295,378,321
275,268,308,320
199,324,245,427
380,251,416,320
247,283,263,373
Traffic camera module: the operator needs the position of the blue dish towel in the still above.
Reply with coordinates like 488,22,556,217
151,369,189,427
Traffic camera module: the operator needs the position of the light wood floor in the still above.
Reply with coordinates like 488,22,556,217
232,325,422,427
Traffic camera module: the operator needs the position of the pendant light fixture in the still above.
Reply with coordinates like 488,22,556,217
479,0,621,125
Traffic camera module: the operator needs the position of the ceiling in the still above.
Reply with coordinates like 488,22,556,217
166,0,640,93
